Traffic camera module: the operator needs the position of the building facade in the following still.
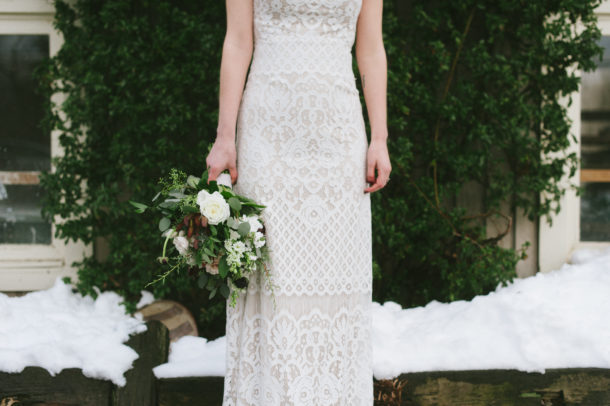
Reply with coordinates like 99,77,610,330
0,0,608,291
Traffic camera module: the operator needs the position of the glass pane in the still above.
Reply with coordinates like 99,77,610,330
580,183,610,242
0,35,50,171
0,185,51,244
580,35,610,241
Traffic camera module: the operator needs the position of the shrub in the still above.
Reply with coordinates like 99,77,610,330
37,0,602,336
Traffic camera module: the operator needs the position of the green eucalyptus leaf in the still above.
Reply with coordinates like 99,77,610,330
187,175,200,188
208,287,217,299
218,255,229,278
183,205,200,214
219,283,230,299
159,199,179,209
128,200,148,213
228,197,242,212
241,202,267,209
197,272,208,289
159,217,171,232
237,221,250,237
168,191,186,199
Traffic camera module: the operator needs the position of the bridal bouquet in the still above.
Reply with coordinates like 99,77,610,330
129,168,274,307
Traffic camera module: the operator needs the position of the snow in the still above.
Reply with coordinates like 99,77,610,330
136,289,155,308
153,335,225,378
152,247,610,379
1,247,609,384
0,278,147,387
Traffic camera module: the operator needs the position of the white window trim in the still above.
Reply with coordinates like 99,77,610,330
539,2,610,272
0,0,91,291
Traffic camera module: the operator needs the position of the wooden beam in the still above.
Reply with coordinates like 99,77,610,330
0,171,41,185
581,169,610,183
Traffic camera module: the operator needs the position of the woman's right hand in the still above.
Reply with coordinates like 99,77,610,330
205,136,238,185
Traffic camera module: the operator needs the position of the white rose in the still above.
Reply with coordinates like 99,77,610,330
173,233,190,256
197,190,230,225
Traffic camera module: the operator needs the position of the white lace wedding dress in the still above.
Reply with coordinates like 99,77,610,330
225,0,373,404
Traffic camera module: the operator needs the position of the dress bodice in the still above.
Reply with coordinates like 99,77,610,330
249,0,363,79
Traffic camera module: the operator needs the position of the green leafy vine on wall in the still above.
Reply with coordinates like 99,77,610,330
36,0,603,337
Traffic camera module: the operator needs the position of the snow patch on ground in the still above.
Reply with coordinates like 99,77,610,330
152,247,610,379
0,278,147,386
1,247,608,383
136,290,155,309
153,335,225,378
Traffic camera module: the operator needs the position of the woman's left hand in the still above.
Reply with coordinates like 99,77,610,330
364,138,391,193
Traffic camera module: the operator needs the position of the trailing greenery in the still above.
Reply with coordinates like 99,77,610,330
37,0,602,337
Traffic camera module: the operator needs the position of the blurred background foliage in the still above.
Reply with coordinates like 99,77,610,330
37,0,602,338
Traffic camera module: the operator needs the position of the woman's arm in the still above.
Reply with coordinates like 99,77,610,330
355,0,391,193
206,0,253,184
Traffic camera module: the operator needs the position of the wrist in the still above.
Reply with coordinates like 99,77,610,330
216,126,236,142
370,131,388,143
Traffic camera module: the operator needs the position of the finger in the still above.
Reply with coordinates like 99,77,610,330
364,172,384,192
376,168,390,187
366,158,376,183
229,166,238,184
364,180,384,193
207,166,220,183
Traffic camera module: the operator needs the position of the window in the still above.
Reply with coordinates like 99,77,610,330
0,1,90,291
0,34,52,244
580,35,610,241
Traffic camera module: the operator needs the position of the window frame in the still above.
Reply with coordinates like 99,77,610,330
0,0,90,291
539,1,610,272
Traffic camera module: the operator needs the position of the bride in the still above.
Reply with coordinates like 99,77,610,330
206,0,390,404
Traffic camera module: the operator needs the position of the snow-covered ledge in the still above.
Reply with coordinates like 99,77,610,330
153,247,610,380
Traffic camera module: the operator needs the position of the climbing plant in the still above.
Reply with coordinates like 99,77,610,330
369,0,602,305
37,0,602,337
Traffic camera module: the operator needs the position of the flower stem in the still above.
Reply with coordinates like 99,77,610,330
162,232,172,258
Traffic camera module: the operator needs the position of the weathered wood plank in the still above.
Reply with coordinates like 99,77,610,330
400,368,610,406
0,366,112,406
111,319,170,406
157,377,224,406
155,368,610,406
0,320,169,406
